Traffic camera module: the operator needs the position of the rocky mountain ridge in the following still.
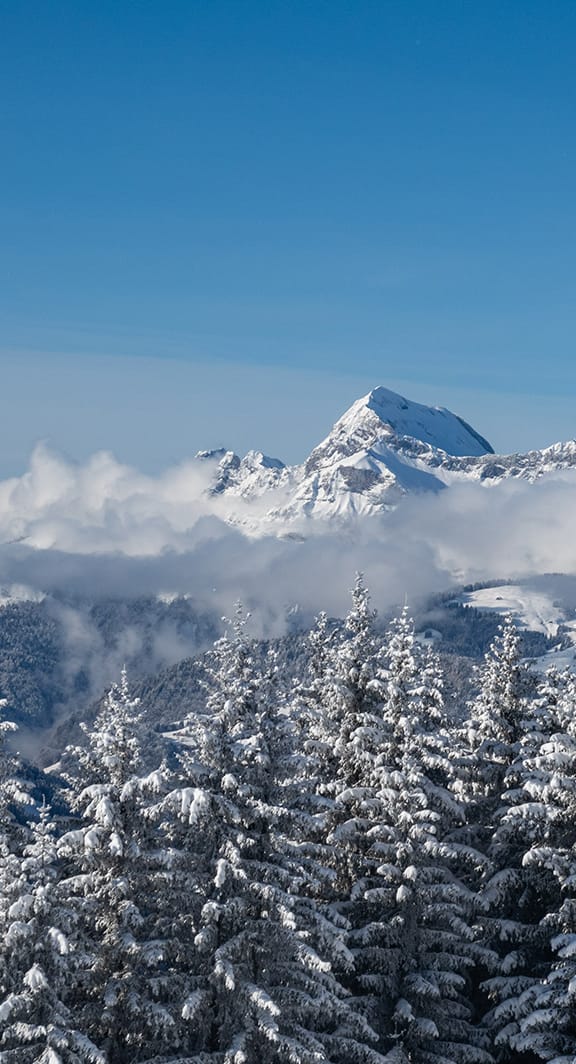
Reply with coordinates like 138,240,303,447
198,386,576,527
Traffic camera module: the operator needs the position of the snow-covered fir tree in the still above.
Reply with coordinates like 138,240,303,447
297,574,387,855
6,579,576,1063
58,669,176,1063
297,586,492,1063
367,611,493,1064
0,699,33,1005
0,798,104,1064
464,615,532,807
461,619,554,1063
292,579,402,1025
483,664,576,1061
166,602,384,1064
0,698,29,838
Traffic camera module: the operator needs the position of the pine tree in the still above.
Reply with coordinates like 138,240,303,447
464,620,551,1062
0,698,33,1002
0,799,104,1064
484,665,576,1061
298,586,492,1062
292,578,394,1022
464,615,531,808
298,575,387,871
369,613,493,1064
58,670,176,1063
167,603,384,1064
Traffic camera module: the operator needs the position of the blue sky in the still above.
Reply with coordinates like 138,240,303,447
2,0,576,474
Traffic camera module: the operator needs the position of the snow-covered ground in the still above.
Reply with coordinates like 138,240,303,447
454,580,576,671
455,585,566,638
534,641,576,672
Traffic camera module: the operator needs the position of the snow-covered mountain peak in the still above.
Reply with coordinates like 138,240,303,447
194,384,576,529
300,387,494,489
196,447,286,500
337,386,494,458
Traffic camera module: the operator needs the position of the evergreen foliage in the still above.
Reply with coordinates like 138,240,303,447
0,800,104,1064
163,603,383,1063
58,670,177,1063
2,590,576,1063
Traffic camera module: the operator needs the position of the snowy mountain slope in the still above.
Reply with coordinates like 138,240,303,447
268,387,493,521
198,385,576,527
453,578,576,673
455,584,565,638
308,386,494,463
196,447,287,498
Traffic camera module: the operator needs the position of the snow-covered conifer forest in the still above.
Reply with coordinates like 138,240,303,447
1,576,576,1064
6,0,576,1047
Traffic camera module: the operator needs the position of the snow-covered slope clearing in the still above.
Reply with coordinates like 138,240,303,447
456,585,565,638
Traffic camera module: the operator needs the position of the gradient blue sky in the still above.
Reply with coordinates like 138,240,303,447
2,0,576,475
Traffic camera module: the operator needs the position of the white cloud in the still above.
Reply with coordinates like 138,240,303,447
1,444,576,625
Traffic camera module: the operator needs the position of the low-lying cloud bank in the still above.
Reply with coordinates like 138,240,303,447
1,445,576,624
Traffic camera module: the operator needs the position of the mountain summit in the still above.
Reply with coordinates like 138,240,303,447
281,386,495,519
200,384,576,528
320,387,494,460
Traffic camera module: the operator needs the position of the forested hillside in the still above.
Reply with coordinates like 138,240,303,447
0,595,219,730
0,578,574,1062
0,582,554,755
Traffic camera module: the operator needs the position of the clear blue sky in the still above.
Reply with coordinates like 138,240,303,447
2,0,576,474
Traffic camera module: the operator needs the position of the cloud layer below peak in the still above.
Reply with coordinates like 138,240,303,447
1,444,576,623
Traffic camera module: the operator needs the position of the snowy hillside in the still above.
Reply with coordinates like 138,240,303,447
455,584,566,638
454,578,576,673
